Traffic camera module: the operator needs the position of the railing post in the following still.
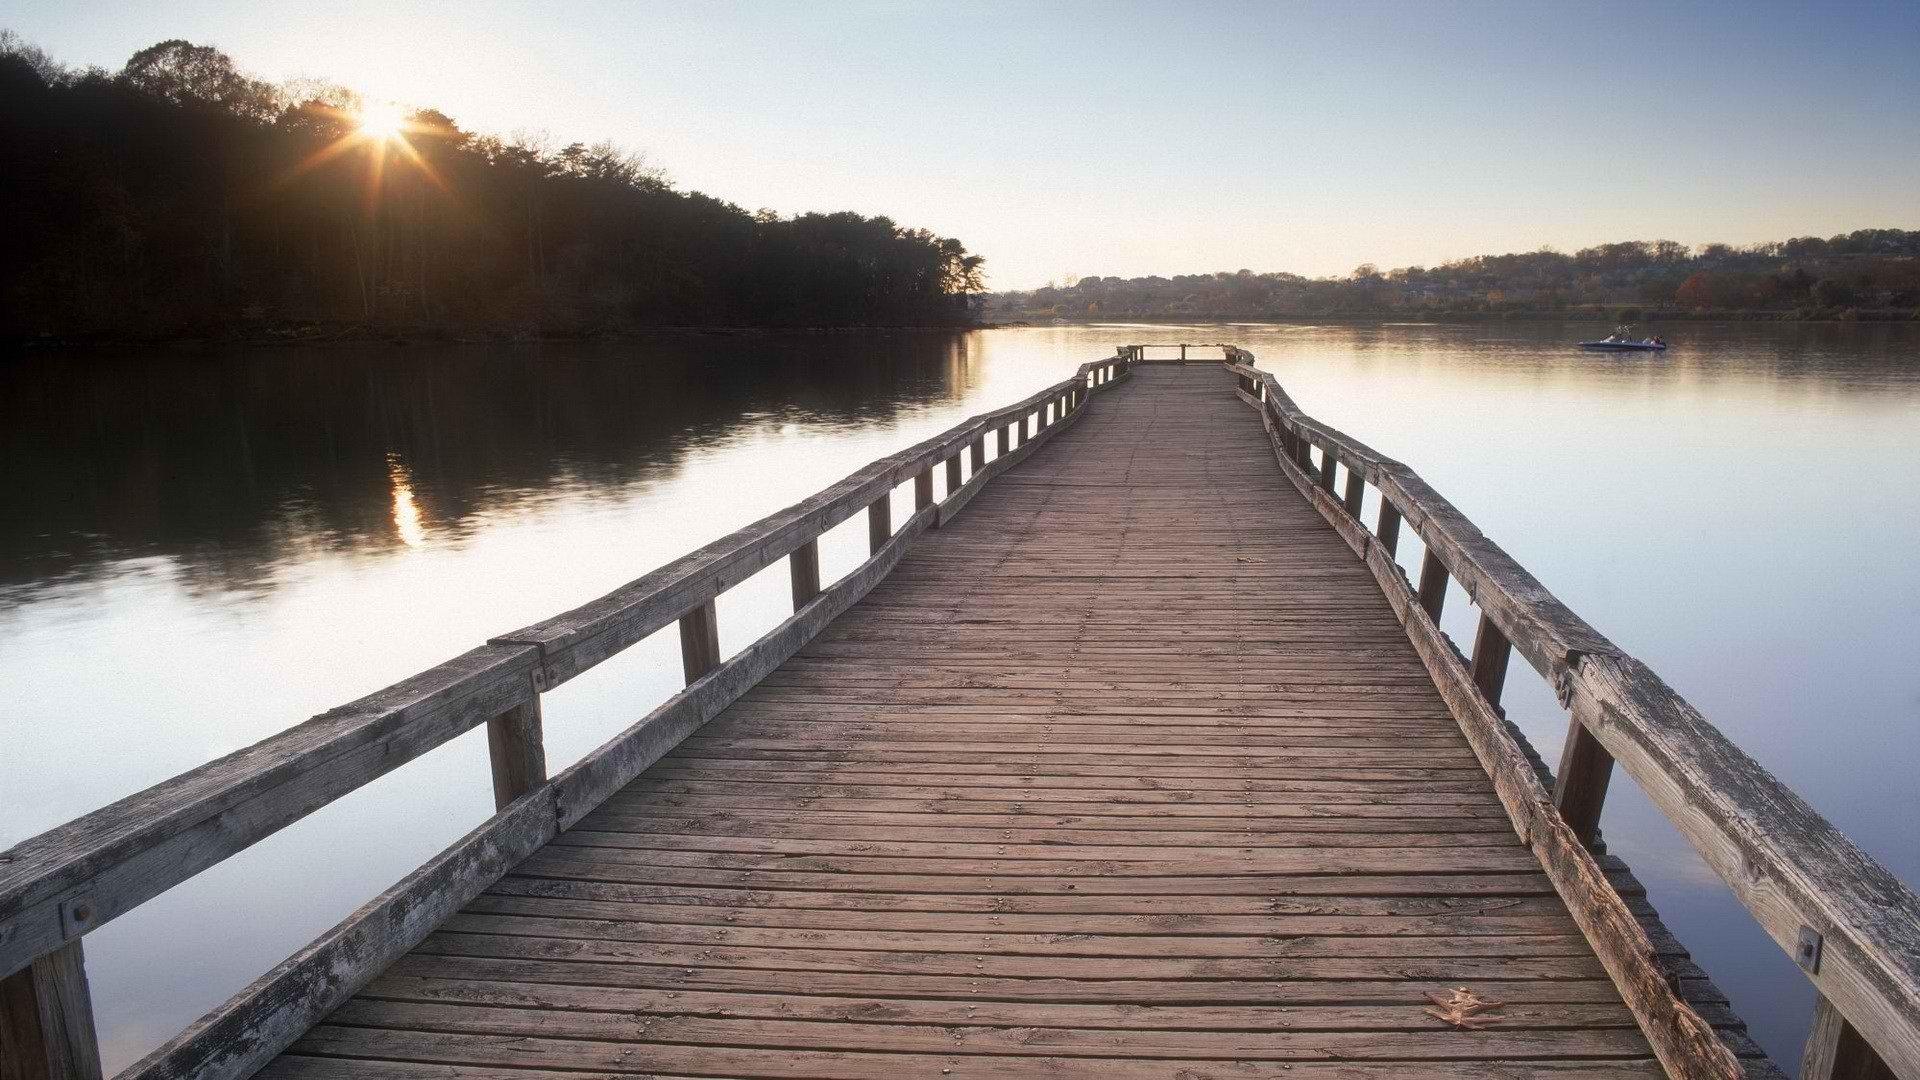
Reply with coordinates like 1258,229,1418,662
867,494,891,554
913,468,933,511
0,940,103,1080
944,453,962,496
1417,550,1448,620
997,424,1010,457
790,538,821,609
1376,501,1402,556
679,599,721,683
1802,993,1897,1080
485,682,546,810
970,435,985,471
1343,471,1364,518
1468,612,1512,712
1318,447,1338,496
1554,718,1615,851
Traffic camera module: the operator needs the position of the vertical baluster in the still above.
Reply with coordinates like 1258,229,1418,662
997,424,1010,457
914,469,933,512
867,494,891,554
485,683,546,810
1469,613,1512,712
0,940,103,1080
1802,994,1897,1080
1417,550,1448,620
790,538,821,609
1318,448,1338,496
1554,718,1615,850
1343,471,1364,517
945,453,962,496
1376,501,1402,556
970,435,985,471
679,600,721,683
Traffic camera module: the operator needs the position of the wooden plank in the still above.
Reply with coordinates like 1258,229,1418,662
483,690,545,812
1244,379,1755,1079
356,976,1651,1028
1571,655,1920,1075
1803,992,1899,1080
1555,718,1616,851
317,999,1663,1057
1471,611,1514,711
544,506,937,832
488,365,1103,690
0,642,540,979
1418,547,1449,620
121,789,558,1080
0,940,101,1080
788,537,820,609
250,361,1785,1079
676,600,720,684
262,1040,1673,1080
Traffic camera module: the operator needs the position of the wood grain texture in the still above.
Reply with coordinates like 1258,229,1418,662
1233,356,1913,1076
0,642,540,979
264,363,1773,1079
483,691,545,812
0,940,100,1080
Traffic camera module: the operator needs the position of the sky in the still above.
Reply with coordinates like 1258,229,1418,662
3,0,1916,289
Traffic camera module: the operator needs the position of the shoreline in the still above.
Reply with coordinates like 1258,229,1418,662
993,308,1918,328
7,311,1913,354
5,320,992,353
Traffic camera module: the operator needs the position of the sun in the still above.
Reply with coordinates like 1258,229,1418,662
356,102,407,142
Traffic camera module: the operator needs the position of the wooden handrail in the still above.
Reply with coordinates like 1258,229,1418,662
0,351,1135,1080
1226,353,1919,1080
1120,343,1240,364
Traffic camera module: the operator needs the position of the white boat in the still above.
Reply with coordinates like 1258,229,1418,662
1578,328,1667,352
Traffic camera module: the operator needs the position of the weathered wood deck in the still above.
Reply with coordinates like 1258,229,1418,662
261,366,1756,1078
9,349,1915,1080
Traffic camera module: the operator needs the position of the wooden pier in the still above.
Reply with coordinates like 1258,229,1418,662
3,348,1916,1080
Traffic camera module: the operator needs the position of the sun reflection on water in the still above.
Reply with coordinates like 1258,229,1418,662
386,454,426,547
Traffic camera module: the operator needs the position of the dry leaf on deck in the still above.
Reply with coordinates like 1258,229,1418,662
1424,986,1507,1030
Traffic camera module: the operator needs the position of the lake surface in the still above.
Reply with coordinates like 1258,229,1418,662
3,322,1915,1073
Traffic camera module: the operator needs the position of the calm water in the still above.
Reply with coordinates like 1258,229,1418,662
3,323,1915,1072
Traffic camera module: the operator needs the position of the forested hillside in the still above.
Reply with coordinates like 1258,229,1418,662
992,232,1920,322
0,33,984,341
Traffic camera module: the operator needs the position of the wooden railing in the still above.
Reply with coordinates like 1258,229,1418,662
1123,343,1238,364
0,352,1136,1080
1224,351,1918,1080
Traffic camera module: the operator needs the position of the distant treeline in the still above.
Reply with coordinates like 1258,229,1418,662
0,33,984,342
991,231,1920,323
